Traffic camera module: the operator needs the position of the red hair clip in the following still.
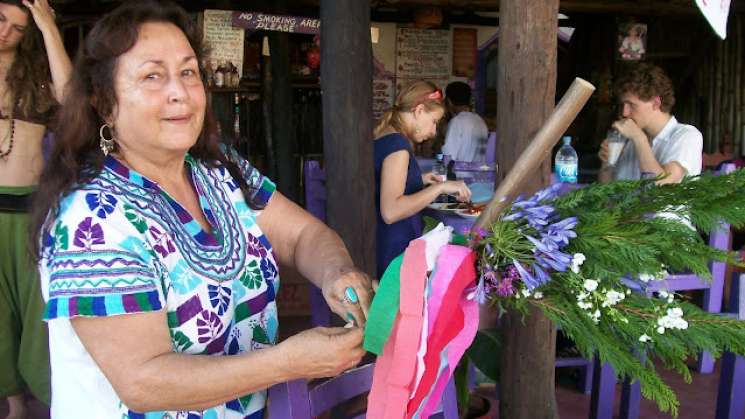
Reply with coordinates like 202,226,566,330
426,89,443,101
414,89,443,107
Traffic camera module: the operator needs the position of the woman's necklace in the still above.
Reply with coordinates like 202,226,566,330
0,116,14,160
0,94,17,159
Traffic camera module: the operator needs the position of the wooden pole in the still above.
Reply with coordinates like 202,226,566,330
320,0,376,276
495,0,561,417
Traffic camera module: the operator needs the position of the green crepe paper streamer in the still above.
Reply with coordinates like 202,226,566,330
363,254,404,354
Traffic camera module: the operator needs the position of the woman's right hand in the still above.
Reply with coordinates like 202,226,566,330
23,0,57,33
278,327,366,380
438,180,472,202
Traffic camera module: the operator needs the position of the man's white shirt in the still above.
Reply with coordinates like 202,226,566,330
613,116,703,180
442,111,489,162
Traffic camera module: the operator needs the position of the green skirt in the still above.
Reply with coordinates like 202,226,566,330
0,185,50,404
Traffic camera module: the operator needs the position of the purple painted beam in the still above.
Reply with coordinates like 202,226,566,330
268,362,459,418
267,379,312,419
715,352,745,419
589,357,616,419
309,364,374,415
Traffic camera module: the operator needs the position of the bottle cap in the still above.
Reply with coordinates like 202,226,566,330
436,153,444,161
562,136,572,145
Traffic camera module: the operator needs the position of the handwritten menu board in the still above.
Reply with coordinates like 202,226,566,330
396,28,450,91
203,10,244,75
452,28,477,78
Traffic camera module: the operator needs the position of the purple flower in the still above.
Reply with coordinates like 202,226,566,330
535,254,563,271
513,259,538,290
503,211,524,222
526,235,554,253
533,264,551,286
474,275,488,304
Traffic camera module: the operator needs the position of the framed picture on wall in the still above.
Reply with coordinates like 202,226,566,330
617,23,647,61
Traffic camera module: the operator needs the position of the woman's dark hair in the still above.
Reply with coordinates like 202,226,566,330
1,0,55,118
30,0,259,259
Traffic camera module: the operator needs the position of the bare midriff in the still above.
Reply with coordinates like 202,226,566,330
0,118,46,187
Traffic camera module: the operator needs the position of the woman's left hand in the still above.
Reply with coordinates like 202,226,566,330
22,0,57,33
322,267,376,328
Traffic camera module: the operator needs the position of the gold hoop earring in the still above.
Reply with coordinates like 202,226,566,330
99,124,116,156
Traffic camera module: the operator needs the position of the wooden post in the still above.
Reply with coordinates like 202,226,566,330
320,0,376,276
497,0,560,418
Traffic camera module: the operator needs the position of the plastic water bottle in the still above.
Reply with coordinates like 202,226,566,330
433,154,447,202
555,136,578,183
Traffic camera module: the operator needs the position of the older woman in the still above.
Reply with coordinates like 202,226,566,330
29,1,371,418
0,0,70,416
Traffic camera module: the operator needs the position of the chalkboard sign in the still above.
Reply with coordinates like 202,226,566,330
395,27,450,91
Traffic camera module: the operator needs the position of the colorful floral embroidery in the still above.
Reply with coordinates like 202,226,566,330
73,217,105,250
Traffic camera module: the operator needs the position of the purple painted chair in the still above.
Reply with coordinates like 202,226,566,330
715,272,745,419
593,164,736,419
268,362,459,418
303,160,333,327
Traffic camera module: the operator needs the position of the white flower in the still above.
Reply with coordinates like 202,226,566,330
669,307,683,317
583,279,599,292
577,292,589,300
604,290,625,307
639,334,652,343
521,288,532,298
577,301,593,310
655,307,688,333
589,309,601,324
533,291,544,299
657,326,666,334
626,289,632,295
659,290,669,298
570,253,586,273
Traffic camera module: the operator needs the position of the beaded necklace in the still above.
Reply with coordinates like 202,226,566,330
0,93,17,159
0,116,14,159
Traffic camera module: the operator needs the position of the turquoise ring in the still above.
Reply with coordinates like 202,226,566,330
343,287,359,304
